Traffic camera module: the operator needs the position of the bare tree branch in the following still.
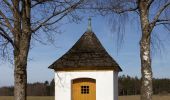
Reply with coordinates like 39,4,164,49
44,13,67,26
156,22,170,26
151,2,170,27
0,41,9,57
77,6,138,14
32,0,84,32
31,0,68,8
3,0,14,12
0,21,8,27
0,17,14,22
157,19,170,22
156,19,170,26
113,7,138,14
0,27,14,47
31,0,49,8
148,0,154,8
0,10,14,33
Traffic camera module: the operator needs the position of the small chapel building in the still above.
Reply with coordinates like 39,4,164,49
49,18,122,100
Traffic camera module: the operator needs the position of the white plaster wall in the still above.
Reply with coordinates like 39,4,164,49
55,71,118,100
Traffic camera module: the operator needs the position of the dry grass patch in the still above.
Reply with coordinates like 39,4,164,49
0,95,170,100
119,95,170,100
0,96,54,100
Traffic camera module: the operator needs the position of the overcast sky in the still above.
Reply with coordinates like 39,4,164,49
0,16,170,87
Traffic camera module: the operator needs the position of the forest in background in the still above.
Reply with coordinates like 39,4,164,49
0,79,54,96
0,75,170,96
119,75,170,95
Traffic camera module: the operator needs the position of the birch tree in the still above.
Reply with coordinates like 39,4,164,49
0,0,85,100
92,0,170,100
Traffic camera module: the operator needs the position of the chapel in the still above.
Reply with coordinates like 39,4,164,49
49,18,122,100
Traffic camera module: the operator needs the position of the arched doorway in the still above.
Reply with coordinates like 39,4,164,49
71,78,96,100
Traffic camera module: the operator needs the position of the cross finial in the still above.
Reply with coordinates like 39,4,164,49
87,17,92,32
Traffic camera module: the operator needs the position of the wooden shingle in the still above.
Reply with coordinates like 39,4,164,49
49,31,122,72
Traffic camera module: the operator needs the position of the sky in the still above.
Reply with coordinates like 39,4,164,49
0,16,170,87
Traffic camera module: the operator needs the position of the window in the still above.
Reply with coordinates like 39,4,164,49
81,86,89,94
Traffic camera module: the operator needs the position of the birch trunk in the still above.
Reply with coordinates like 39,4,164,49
140,37,153,100
139,1,153,100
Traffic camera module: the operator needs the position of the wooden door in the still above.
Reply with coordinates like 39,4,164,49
72,78,96,100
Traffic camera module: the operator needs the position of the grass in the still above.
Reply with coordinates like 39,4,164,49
0,96,54,100
119,95,170,100
0,95,170,100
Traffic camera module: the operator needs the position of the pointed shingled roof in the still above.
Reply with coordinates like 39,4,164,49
49,31,122,72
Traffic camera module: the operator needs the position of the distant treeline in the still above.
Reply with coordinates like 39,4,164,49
119,75,170,95
0,79,54,96
0,75,170,96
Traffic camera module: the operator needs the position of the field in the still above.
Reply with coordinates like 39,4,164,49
119,95,170,100
0,95,170,100
0,96,54,100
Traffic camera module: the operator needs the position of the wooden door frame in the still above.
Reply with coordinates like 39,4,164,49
72,78,96,84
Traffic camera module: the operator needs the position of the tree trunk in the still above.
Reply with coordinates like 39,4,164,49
14,33,31,100
140,36,153,100
13,0,31,100
14,31,31,100
139,1,153,100
14,54,27,100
